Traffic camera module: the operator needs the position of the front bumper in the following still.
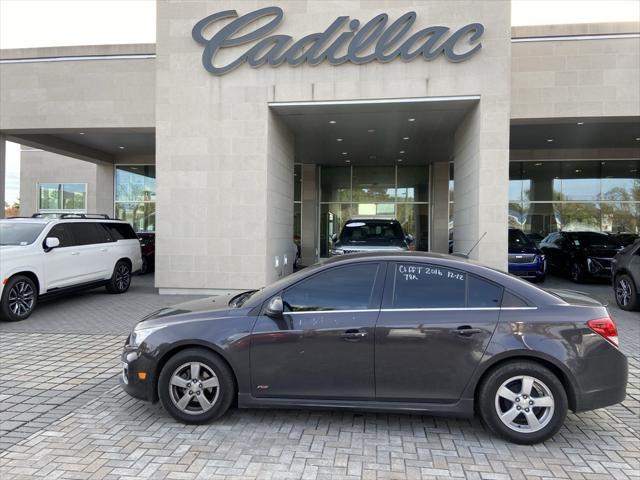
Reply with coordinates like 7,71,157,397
120,345,156,402
508,261,545,280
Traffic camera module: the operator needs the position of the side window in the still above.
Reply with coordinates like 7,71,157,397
501,291,529,308
64,223,105,246
282,263,380,312
103,223,138,240
47,224,75,248
468,275,503,308
393,263,466,308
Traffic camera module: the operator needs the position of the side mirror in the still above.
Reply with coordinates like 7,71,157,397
405,234,414,244
330,233,338,243
265,296,284,318
45,237,60,250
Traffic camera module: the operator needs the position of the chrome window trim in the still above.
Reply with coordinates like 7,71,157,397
284,307,538,314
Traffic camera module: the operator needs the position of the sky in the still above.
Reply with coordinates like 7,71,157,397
2,0,640,204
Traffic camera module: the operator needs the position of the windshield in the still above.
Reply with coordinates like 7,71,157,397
568,232,622,249
508,229,534,248
340,221,404,242
0,222,46,246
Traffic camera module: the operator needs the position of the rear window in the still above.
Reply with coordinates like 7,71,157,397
102,222,137,240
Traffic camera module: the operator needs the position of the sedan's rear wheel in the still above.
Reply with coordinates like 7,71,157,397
158,348,234,424
615,274,639,311
478,361,567,444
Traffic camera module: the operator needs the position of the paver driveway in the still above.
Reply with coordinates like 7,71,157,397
0,274,638,479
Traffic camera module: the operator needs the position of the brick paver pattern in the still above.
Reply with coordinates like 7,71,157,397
0,275,638,479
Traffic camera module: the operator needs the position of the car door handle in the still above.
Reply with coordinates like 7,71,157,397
71,251,80,256
453,326,482,336
100,248,108,252
341,329,367,341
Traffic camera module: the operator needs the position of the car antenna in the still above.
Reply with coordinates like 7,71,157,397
466,231,488,258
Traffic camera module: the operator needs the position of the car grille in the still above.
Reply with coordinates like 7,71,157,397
509,254,537,264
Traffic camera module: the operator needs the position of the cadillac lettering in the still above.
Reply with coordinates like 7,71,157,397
192,7,484,75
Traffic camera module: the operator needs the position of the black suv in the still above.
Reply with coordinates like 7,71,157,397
329,217,413,256
612,239,640,311
540,231,623,282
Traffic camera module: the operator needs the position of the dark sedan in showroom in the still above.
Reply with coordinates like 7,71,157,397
508,228,546,282
120,252,627,444
540,231,624,282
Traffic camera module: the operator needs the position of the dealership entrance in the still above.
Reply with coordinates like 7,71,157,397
270,96,479,265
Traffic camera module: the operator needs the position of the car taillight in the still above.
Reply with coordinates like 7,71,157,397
587,317,619,347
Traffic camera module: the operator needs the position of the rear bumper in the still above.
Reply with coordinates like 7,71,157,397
574,350,628,412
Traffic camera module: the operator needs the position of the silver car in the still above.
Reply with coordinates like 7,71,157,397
330,217,414,256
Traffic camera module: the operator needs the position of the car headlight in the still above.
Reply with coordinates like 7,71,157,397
130,324,164,347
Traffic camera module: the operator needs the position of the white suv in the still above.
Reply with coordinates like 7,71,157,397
0,214,143,322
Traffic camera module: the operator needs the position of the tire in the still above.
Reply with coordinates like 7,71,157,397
158,348,235,424
615,274,639,311
106,260,132,294
477,360,568,445
0,275,38,322
570,261,585,283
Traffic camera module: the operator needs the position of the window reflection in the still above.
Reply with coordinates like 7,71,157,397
115,166,156,232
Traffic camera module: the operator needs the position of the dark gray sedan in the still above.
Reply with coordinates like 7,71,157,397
121,252,627,444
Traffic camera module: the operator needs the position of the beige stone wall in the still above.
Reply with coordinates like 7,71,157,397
512,32,640,118
155,0,512,291
0,45,155,130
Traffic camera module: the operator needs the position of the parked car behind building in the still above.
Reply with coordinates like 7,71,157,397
330,217,413,256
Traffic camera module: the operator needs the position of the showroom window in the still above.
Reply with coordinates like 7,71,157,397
319,165,430,256
115,165,156,232
508,159,640,235
38,183,87,212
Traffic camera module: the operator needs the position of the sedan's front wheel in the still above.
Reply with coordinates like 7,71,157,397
158,348,235,424
478,361,567,444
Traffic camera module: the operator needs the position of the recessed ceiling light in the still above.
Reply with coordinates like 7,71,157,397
546,138,554,142
601,161,606,165
631,169,638,173
369,155,377,160
119,146,125,149
403,137,410,140
329,120,336,124
368,129,375,133
577,122,584,125
399,150,405,154
79,132,85,135
342,152,347,155
535,162,542,166
575,169,582,173
636,137,640,141
336,138,343,142
397,159,403,162
345,159,351,163
408,118,415,122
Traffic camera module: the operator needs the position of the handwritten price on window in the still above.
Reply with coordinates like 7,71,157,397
398,264,465,281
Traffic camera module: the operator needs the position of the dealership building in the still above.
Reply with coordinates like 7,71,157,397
0,1,639,295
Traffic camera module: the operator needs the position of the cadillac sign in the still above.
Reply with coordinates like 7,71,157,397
192,7,484,75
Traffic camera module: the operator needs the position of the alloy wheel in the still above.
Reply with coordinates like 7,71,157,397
616,278,632,307
169,362,220,415
494,375,555,433
8,281,35,316
115,264,131,291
